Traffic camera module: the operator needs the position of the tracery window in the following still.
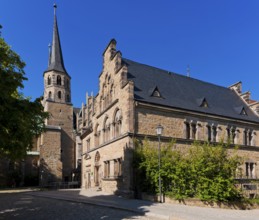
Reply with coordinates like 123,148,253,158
114,109,122,138
246,162,256,178
103,118,110,143
114,158,122,177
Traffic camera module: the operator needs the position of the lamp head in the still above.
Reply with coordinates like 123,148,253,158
156,124,164,136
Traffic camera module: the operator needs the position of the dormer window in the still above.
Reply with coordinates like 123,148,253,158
198,98,208,108
150,86,162,98
241,108,247,116
234,106,248,116
153,90,161,97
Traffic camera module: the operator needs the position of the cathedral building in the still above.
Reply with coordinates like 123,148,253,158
77,39,259,196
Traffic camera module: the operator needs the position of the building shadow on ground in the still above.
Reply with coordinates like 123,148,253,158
0,189,158,220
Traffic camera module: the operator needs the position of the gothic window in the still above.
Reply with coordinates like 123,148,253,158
114,158,122,177
248,130,253,146
191,123,196,139
244,130,248,146
212,126,217,142
103,118,110,143
246,162,256,178
114,109,122,138
110,84,113,103
66,95,70,102
95,151,100,162
207,125,211,142
58,91,62,99
185,122,190,139
104,161,110,178
95,124,100,146
48,91,52,99
57,75,62,85
226,127,231,141
231,128,236,144
47,76,51,85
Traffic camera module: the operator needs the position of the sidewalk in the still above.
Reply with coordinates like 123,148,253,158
27,189,259,220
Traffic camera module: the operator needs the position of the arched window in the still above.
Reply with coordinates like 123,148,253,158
48,91,52,99
57,75,61,85
47,76,51,85
66,95,70,102
114,109,122,138
110,84,113,104
58,91,62,99
103,117,110,143
95,124,100,146
95,151,100,163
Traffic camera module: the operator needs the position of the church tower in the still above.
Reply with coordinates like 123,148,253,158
40,4,75,185
43,4,71,104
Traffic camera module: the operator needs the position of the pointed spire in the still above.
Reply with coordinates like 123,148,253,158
46,4,68,74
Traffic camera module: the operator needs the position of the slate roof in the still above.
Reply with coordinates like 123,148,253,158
123,58,259,123
45,8,69,76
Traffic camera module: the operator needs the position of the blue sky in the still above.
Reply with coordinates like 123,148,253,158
1,0,259,107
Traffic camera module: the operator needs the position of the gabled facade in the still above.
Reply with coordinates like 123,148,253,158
78,39,259,196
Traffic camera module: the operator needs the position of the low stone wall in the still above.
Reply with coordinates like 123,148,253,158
141,193,259,210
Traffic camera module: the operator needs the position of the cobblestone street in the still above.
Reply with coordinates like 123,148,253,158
0,193,152,220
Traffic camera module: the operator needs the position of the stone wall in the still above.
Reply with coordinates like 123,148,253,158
40,127,62,185
44,101,75,181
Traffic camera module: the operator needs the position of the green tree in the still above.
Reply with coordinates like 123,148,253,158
0,31,48,160
134,139,243,202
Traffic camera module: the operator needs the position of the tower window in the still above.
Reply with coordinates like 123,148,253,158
48,91,52,99
57,75,62,85
58,91,62,99
66,79,69,88
48,76,51,85
66,95,70,102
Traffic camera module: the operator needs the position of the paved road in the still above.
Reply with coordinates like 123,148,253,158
0,193,153,220
1,189,259,220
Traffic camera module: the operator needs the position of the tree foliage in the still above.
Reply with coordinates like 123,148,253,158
134,139,243,202
0,35,48,160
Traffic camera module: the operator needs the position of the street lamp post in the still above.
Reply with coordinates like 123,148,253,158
156,124,164,203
